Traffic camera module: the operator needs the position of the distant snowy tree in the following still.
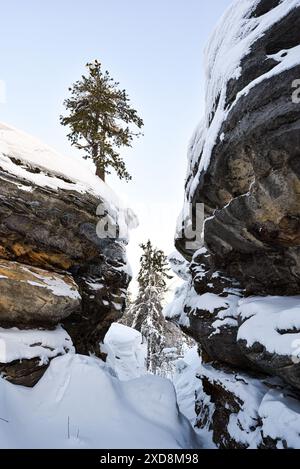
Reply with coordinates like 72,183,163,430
60,60,143,182
124,289,134,313
122,240,173,374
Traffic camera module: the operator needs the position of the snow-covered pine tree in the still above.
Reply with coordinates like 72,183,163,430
60,60,143,182
122,240,173,374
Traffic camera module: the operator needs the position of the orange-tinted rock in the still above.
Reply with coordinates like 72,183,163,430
0,260,80,326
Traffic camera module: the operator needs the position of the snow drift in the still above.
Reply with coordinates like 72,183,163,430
0,353,197,449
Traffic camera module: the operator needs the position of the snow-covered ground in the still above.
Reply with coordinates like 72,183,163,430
8,291,300,449
0,353,197,449
0,324,199,449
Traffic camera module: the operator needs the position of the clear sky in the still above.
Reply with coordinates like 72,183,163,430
1,0,232,290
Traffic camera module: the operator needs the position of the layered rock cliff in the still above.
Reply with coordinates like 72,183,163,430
0,123,134,386
171,0,300,448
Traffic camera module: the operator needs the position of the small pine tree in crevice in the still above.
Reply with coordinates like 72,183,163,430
122,240,173,374
60,60,144,182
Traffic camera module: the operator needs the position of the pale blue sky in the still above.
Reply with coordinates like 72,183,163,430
1,0,232,284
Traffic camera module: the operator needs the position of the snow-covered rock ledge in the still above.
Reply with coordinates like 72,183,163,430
0,260,80,326
0,327,74,387
0,122,137,237
196,363,300,449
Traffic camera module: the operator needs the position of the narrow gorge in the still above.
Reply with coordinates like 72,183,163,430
1,0,300,452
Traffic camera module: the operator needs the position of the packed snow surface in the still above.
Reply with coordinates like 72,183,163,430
173,348,214,449
0,354,197,449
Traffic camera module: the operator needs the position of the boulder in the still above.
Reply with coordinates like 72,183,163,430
0,259,80,326
64,239,131,355
179,249,250,369
0,358,48,387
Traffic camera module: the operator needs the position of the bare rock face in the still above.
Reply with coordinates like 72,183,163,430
238,338,300,392
64,239,130,356
0,260,80,326
0,154,131,349
171,0,300,448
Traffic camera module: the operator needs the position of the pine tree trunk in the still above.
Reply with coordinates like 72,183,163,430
92,143,105,182
96,164,105,182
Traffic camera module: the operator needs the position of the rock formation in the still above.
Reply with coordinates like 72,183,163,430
0,123,133,386
170,0,300,448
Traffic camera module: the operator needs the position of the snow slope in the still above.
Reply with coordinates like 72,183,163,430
0,354,197,449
